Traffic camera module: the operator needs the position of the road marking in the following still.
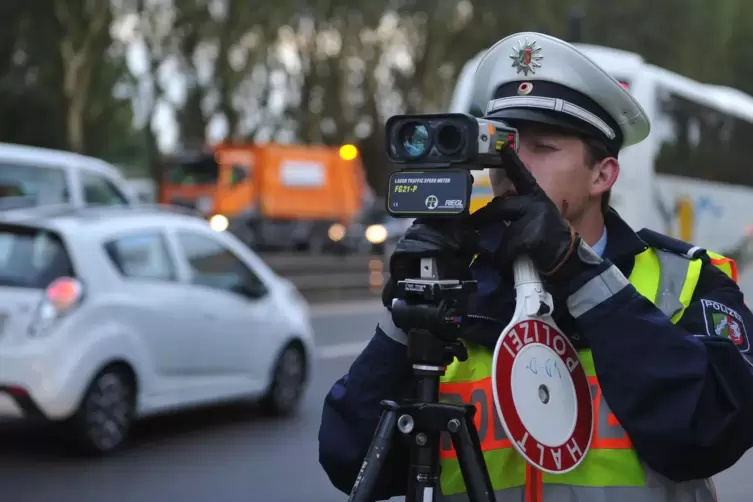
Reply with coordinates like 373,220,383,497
317,341,369,360
310,300,384,318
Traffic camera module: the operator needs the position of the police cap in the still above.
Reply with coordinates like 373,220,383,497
472,32,650,155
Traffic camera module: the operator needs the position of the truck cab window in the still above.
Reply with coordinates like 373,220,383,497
167,153,219,185
81,172,129,206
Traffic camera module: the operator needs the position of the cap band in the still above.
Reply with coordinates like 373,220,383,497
486,95,616,141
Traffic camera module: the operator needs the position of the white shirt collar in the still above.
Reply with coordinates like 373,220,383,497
591,227,608,257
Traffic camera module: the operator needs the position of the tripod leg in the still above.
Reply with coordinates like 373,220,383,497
406,374,442,502
348,404,399,502
448,414,497,502
406,429,440,502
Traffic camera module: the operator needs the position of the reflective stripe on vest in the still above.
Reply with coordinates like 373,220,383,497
707,251,738,283
437,246,735,502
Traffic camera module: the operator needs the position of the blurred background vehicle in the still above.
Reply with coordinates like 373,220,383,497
158,143,372,253
0,143,139,211
0,205,314,455
327,196,405,255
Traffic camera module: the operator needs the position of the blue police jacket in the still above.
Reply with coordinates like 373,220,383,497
318,210,753,499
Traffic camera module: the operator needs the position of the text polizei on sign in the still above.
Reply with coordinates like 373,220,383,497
491,257,593,474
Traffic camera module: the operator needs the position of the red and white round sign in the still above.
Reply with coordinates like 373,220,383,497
491,319,593,474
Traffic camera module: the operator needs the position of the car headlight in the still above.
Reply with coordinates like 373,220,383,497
328,223,345,242
365,224,388,244
209,214,229,232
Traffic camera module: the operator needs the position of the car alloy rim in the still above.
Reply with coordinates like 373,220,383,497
274,348,303,409
84,373,132,450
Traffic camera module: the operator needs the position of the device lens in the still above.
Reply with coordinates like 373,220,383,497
399,122,430,158
436,123,464,155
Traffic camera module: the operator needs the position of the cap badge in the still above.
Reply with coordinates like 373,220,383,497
518,82,533,95
510,38,543,76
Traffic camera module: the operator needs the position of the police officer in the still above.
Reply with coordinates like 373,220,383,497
318,32,753,502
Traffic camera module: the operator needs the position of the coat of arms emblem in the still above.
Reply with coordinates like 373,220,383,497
510,38,543,76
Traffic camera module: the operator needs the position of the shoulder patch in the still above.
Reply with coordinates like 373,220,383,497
701,299,750,351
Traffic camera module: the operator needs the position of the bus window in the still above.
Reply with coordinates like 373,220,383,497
654,86,753,188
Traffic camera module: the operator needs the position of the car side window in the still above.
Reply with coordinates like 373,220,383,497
104,232,176,281
80,171,130,206
176,231,267,298
0,163,70,207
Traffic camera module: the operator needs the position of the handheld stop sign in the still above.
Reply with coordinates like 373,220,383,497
491,257,593,474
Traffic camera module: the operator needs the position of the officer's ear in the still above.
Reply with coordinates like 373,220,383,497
583,137,619,199
590,157,619,198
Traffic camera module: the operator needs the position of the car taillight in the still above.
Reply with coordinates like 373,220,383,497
28,277,84,338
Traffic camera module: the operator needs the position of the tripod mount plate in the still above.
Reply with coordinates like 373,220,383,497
492,318,593,474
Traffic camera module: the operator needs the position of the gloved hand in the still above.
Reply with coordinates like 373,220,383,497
382,217,479,308
469,149,602,286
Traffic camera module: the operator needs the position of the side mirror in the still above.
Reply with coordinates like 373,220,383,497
232,276,267,299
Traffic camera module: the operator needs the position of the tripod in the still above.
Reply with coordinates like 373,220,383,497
347,257,497,502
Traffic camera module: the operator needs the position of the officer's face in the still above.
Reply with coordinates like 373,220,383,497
489,123,618,222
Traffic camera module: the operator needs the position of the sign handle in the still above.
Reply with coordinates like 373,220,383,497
511,256,554,320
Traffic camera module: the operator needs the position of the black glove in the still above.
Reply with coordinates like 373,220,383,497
390,217,479,279
469,149,600,285
382,217,478,308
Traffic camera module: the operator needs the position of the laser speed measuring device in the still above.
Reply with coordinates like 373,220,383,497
384,113,519,218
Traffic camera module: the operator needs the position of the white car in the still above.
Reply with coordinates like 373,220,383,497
0,205,315,454
0,142,138,210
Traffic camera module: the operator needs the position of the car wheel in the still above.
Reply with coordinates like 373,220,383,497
67,366,135,455
261,343,307,416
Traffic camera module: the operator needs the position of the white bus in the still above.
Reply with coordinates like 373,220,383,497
452,44,753,293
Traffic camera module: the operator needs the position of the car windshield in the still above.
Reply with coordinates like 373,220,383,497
165,153,219,185
0,164,69,208
0,225,74,289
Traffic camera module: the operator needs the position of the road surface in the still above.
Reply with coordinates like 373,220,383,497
0,301,750,502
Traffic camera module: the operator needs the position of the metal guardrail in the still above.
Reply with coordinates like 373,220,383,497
259,252,386,303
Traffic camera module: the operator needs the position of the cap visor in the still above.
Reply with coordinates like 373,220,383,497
486,108,599,141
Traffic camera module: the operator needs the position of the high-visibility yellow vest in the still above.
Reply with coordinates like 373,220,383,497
438,246,737,502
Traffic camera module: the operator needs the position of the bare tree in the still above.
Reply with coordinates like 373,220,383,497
54,0,113,153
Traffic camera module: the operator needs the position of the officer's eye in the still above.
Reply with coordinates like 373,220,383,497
533,142,558,152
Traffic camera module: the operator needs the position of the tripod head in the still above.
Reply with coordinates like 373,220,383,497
390,257,477,370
